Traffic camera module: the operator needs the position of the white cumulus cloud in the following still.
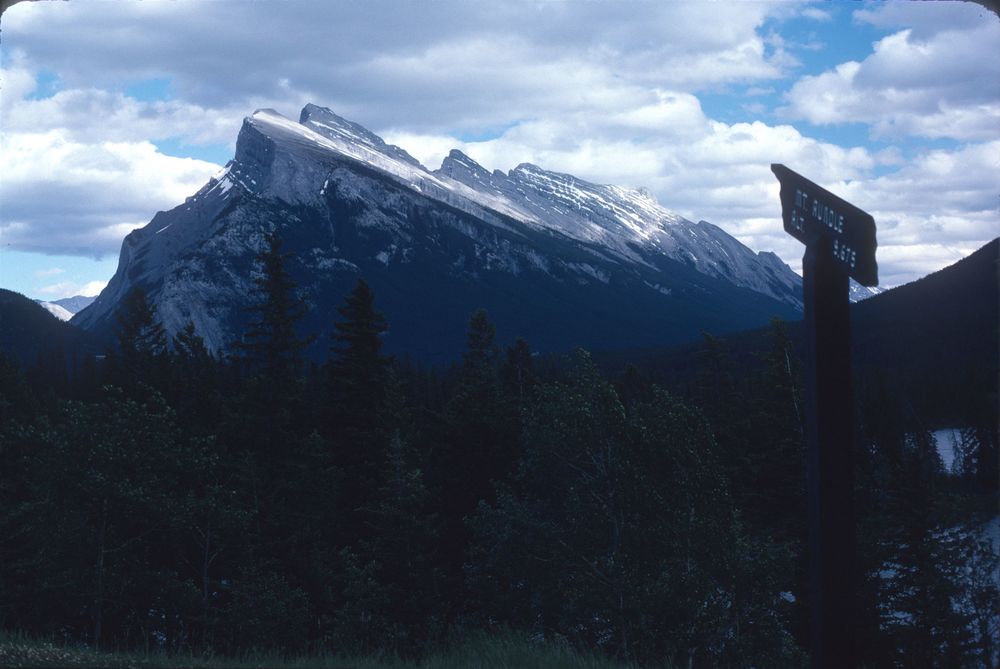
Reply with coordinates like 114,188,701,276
782,3,1000,141
0,129,220,256
1,0,996,291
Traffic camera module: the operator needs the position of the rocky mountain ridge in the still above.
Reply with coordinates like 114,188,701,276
34,295,96,321
73,104,810,361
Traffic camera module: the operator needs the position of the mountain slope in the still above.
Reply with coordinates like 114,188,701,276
36,301,74,321
851,237,999,407
51,295,97,314
73,104,806,362
1,289,102,371
595,237,998,428
33,295,95,321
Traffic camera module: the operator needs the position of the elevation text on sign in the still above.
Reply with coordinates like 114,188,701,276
771,163,878,286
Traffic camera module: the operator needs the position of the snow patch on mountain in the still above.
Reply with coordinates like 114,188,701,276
850,281,883,302
37,302,74,321
73,103,812,354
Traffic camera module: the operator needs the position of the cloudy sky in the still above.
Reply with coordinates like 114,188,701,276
1,0,997,300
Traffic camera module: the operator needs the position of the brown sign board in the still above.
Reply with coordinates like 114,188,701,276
771,164,878,286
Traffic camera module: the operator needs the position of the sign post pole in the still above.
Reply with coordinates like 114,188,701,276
802,238,856,668
771,164,877,669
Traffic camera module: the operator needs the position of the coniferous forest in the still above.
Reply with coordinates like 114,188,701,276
1,234,997,668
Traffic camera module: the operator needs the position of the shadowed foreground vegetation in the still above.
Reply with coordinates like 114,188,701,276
0,631,643,669
1,236,996,667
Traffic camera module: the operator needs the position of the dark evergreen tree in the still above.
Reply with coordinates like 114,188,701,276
327,277,389,442
854,387,1000,668
691,332,753,497
115,286,167,358
614,363,654,411
172,321,211,362
227,232,314,458
0,351,36,425
444,309,509,508
743,320,809,593
0,389,213,650
167,322,222,437
323,279,391,544
219,234,320,648
169,450,250,653
874,430,992,668
499,337,535,405
109,285,167,392
467,352,804,666
237,232,313,387
213,561,311,652
333,428,441,655
432,310,523,617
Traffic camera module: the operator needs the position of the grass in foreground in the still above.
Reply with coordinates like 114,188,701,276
0,630,647,669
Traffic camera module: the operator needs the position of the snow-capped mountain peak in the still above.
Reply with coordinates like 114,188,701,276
438,149,496,191
220,105,800,306
300,103,423,168
38,302,74,321
73,103,810,359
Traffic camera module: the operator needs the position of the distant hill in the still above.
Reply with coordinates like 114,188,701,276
594,238,998,428
33,295,97,321
852,237,998,426
36,301,74,321
51,295,97,314
0,289,103,375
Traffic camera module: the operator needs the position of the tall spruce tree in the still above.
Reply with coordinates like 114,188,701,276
328,278,389,440
446,309,511,506
333,428,441,655
325,278,391,541
875,430,991,667
115,286,167,357
500,337,535,405
238,233,313,386
167,322,222,436
433,310,522,614
110,285,167,391
223,233,316,617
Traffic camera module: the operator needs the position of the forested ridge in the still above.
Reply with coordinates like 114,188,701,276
1,235,996,668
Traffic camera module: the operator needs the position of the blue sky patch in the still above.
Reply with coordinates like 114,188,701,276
699,90,780,125
26,70,61,100
125,77,174,102
796,120,875,150
771,5,884,73
0,250,120,301
154,137,232,166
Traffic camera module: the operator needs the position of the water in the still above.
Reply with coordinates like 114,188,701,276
931,428,962,473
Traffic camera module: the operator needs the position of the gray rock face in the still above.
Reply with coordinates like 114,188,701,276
34,295,95,320
436,152,807,308
301,104,424,168
51,295,96,314
73,105,809,361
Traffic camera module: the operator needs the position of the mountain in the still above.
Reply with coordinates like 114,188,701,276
36,301,74,321
1,289,102,372
33,295,96,321
595,237,998,428
850,283,883,302
73,104,806,362
52,295,97,314
851,237,998,412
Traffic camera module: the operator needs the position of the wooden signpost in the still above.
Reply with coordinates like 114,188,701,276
771,164,877,669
